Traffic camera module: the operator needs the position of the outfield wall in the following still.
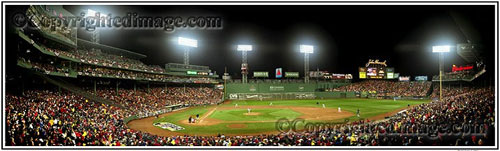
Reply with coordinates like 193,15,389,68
226,82,349,93
225,82,353,100
226,83,313,93
315,92,357,98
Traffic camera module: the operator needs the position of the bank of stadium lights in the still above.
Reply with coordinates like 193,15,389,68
433,45,451,102
300,45,314,83
85,9,96,17
432,45,451,53
237,45,253,51
237,45,253,83
178,37,198,48
177,37,198,65
300,45,314,54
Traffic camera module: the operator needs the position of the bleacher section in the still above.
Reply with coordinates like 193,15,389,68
432,67,486,82
15,29,219,83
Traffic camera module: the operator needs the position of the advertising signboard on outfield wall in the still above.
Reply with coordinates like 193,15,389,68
253,72,269,78
269,86,285,91
359,67,367,79
377,68,385,77
452,65,474,72
276,68,282,78
285,72,299,78
345,74,353,79
309,71,325,78
415,76,428,81
387,73,394,79
386,67,395,79
399,76,410,81
386,68,394,72
215,84,224,90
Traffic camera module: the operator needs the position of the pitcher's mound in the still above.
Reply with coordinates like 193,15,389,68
227,124,247,128
243,112,261,116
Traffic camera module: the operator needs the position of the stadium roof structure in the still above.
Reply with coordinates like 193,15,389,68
77,38,147,59
165,63,211,72
44,5,74,17
457,43,482,63
28,5,78,47
450,11,484,63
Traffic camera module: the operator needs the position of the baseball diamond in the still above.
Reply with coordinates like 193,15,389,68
128,99,429,136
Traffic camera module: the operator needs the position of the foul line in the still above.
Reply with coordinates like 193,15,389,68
199,107,217,123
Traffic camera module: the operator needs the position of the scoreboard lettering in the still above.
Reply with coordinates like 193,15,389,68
359,67,395,79
359,67,367,79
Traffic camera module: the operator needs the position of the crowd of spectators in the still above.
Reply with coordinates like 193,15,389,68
432,71,475,81
91,87,223,118
319,87,495,146
24,59,71,75
330,80,432,97
19,51,217,83
77,65,217,83
430,85,474,100
6,90,129,146
6,85,493,146
77,65,162,81
45,47,166,74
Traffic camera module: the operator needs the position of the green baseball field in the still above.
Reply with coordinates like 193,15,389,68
127,99,430,136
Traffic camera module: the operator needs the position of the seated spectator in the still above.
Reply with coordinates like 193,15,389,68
331,80,432,97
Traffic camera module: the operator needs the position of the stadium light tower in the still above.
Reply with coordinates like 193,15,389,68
85,9,106,45
237,45,253,83
178,37,198,65
300,45,314,83
432,45,451,102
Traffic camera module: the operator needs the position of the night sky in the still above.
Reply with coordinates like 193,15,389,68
61,5,495,79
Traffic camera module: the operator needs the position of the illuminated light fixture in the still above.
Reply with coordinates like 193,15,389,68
178,37,198,48
87,9,97,16
432,45,451,53
300,45,314,54
237,45,253,51
86,9,106,17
